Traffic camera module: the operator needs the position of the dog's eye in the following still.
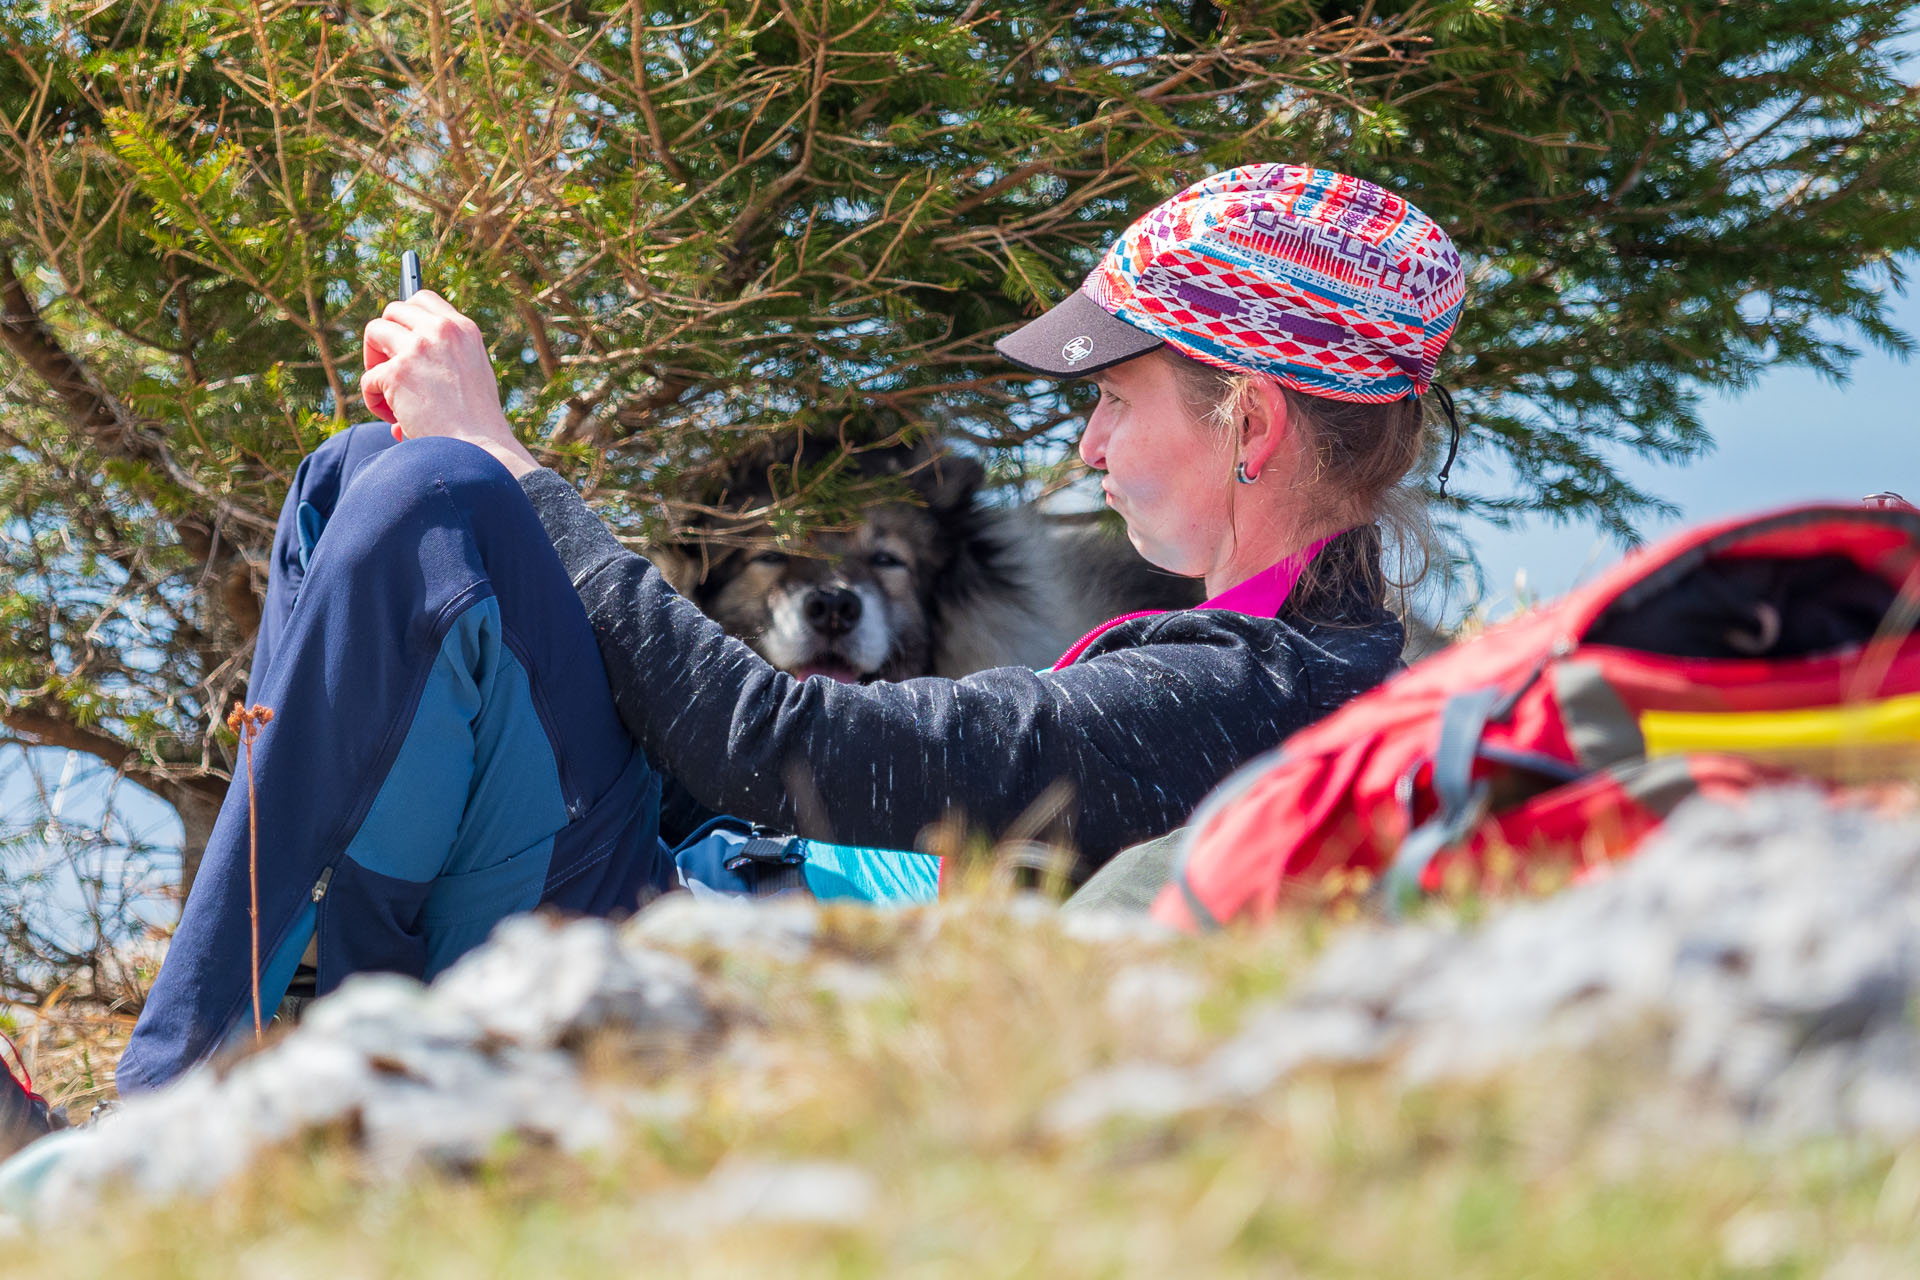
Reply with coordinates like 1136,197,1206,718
868,550,906,569
751,550,789,567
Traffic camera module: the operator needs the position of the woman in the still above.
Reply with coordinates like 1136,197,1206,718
118,164,1464,1091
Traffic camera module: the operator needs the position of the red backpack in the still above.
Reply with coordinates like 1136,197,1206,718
1152,502,1920,931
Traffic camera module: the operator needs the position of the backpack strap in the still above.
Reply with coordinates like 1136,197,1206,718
1380,685,1500,914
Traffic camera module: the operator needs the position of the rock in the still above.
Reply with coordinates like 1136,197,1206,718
674,1159,877,1228
1057,909,1175,946
434,914,709,1047
1104,963,1205,1029
1043,1062,1208,1135
627,894,819,961
1843,1031,1920,1141
0,916,714,1220
1202,1004,1392,1099
1050,789,1920,1144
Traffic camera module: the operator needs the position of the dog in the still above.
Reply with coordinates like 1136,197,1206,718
651,440,1203,683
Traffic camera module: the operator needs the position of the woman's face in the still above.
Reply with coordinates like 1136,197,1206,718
1079,354,1230,578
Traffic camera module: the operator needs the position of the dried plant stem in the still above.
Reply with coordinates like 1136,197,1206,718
226,703,276,1041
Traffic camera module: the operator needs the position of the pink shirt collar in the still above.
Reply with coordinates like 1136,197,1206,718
1196,530,1338,615
1052,530,1343,669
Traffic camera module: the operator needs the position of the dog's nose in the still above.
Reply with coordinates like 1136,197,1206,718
803,586,862,636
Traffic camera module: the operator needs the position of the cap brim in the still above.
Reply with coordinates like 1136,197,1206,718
994,290,1163,378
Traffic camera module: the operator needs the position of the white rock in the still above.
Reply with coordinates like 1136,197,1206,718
1051,789,1920,1145
1105,963,1206,1027
1057,910,1175,946
676,1159,877,1228
435,915,708,1046
1203,1005,1391,1098
0,910,716,1219
1042,1062,1212,1135
627,894,818,961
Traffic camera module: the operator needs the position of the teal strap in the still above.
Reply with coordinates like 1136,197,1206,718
799,840,940,905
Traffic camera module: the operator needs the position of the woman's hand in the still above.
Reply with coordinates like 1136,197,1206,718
361,291,540,477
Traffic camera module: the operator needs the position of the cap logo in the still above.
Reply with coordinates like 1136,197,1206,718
1062,335,1094,364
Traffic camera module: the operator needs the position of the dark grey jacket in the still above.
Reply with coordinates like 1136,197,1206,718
520,469,1404,867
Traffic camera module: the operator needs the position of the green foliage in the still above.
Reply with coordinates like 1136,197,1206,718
0,0,1916,854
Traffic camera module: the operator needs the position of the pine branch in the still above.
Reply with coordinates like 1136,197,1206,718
0,244,122,439
0,701,223,808
0,243,276,540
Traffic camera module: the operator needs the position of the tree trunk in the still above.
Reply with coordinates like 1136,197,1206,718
171,787,223,901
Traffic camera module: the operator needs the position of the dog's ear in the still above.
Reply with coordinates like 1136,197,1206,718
904,450,985,516
647,541,705,597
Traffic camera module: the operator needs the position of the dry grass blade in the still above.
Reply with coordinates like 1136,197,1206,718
224,702,275,1041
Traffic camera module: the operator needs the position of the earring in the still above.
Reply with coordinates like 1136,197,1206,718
1234,462,1258,485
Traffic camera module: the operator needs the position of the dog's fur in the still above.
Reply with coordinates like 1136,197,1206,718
653,442,1202,682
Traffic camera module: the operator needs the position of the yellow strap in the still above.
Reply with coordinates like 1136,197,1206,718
1640,690,1920,756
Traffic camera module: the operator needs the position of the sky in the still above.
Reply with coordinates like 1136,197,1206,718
1444,283,1920,620
1445,23,1920,618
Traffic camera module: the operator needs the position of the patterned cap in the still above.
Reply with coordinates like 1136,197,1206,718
996,164,1465,403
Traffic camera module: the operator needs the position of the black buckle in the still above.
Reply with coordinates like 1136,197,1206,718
724,831,811,898
724,833,804,874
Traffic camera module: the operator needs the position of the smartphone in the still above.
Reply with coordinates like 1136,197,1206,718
400,250,423,302
389,251,424,439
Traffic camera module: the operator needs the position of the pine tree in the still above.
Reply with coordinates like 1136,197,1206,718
1,0,1916,888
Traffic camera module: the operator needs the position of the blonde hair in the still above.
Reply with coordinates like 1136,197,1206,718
1160,348,1434,620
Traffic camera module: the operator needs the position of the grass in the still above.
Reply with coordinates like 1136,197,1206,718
2,995,131,1124
8,893,1920,1278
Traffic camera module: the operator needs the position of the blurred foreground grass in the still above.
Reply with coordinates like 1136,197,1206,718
9,893,1920,1278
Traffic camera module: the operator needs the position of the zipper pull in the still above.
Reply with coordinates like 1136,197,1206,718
311,866,334,902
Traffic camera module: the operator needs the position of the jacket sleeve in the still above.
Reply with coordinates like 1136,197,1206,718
517,469,1321,862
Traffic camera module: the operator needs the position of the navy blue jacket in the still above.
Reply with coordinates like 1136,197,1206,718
520,470,1405,868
